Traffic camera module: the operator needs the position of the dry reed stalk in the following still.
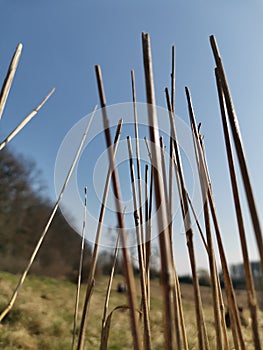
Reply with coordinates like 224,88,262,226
160,137,183,349
215,69,262,349
194,119,245,349
0,88,55,151
159,137,169,214
0,43,22,120
93,64,142,350
131,70,146,263
199,135,234,349
170,45,176,113
207,181,244,349
127,136,152,350
210,35,263,280
144,164,150,271
165,88,209,350
101,230,120,335
168,44,176,237
185,191,209,253
75,119,122,343
101,305,142,350
0,105,97,322
144,164,152,310
72,187,88,350
170,158,191,350
215,267,230,350
143,137,153,277
76,119,123,350
168,45,175,240
142,32,177,349
185,87,224,350
167,47,189,347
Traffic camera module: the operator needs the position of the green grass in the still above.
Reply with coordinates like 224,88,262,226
0,271,262,349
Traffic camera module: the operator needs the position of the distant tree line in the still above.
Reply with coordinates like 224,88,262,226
0,146,168,282
0,146,91,281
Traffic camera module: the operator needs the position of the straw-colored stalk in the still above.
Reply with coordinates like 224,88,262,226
185,191,209,253
144,138,153,279
93,64,142,350
215,69,261,349
185,87,226,350
168,45,176,237
160,136,184,349
165,88,209,350
204,147,245,349
190,111,245,349
0,43,22,120
189,123,228,348
0,88,55,151
0,105,97,322
101,231,120,336
144,164,149,270
210,35,263,280
72,187,88,350
127,136,151,350
76,119,123,350
142,32,177,349
131,70,145,263
169,45,175,238
144,157,154,311
168,45,188,349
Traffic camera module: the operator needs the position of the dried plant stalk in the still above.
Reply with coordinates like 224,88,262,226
76,119,124,350
168,45,175,242
160,137,183,349
210,35,263,279
142,32,177,349
93,64,141,350
127,136,151,350
0,105,97,322
186,191,209,253
131,70,145,262
101,231,120,338
72,187,88,350
0,43,22,120
185,86,224,350
101,306,142,350
191,110,245,349
0,88,55,151
165,88,209,350
144,137,153,278
215,69,261,349
168,60,191,347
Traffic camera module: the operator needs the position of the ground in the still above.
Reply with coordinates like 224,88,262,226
0,271,262,349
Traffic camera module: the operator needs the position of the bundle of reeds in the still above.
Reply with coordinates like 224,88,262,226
1,33,262,350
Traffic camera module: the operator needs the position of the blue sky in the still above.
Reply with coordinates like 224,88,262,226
1,1,263,274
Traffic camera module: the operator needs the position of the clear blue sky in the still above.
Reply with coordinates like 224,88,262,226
1,1,263,274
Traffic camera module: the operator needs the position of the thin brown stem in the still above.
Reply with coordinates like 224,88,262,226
0,43,22,120
86,65,141,350
142,32,176,350
215,69,261,349
165,88,209,350
100,232,120,349
185,86,224,350
131,70,146,264
75,118,123,349
127,136,152,350
210,35,263,280
0,106,97,322
160,137,183,349
0,88,55,151
72,187,88,350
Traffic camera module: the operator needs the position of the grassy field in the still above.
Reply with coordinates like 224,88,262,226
0,271,262,349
